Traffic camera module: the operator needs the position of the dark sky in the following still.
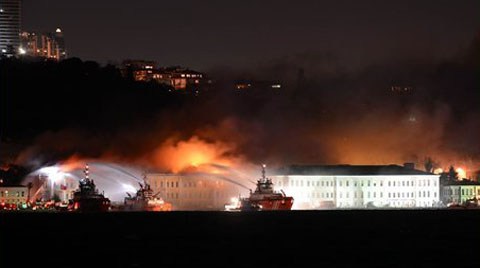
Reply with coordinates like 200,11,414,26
23,0,480,70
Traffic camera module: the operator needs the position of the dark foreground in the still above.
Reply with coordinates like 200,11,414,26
1,210,479,268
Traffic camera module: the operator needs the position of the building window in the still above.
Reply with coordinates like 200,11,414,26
346,181,349,187
321,181,324,187
388,181,391,187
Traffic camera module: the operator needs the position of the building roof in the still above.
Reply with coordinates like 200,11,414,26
445,180,480,186
273,164,434,176
0,184,26,188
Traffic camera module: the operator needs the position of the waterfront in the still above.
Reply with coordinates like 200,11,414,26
1,210,478,268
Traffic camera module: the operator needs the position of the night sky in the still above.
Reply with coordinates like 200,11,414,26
23,0,480,71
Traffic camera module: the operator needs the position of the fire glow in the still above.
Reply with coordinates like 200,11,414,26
151,136,242,173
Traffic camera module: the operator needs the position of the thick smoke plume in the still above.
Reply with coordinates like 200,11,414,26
3,35,480,179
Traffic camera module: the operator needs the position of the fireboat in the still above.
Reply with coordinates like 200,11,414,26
68,163,111,212
123,175,172,212
227,164,294,211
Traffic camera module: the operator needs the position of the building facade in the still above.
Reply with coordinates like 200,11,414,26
271,164,441,209
121,60,207,91
441,180,480,205
144,164,441,211
146,173,247,210
0,185,28,209
0,0,21,56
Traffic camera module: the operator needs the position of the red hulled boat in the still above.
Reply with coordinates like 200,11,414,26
236,165,294,211
123,176,172,212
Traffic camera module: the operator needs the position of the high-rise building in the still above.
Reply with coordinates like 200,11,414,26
20,29,67,60
0,0,21,57
54,27,67,59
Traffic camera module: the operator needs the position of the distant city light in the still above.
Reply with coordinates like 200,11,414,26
56,28,62,33
18,47,26,54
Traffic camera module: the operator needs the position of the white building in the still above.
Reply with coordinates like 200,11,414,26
0,185,28,209
271,164,441,209
146,173,248,211
441,180,480,205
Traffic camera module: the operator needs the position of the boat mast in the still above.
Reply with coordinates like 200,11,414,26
261,164,266,181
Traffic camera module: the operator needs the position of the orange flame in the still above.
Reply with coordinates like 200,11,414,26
151,136,240,173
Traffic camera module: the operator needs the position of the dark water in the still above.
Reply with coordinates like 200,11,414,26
1,210,478,268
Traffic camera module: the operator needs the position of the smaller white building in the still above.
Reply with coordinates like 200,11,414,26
271,164,440,209
0,185,28,209
441,180,480,205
